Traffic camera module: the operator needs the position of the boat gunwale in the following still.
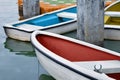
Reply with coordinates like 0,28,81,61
104,25,120,30
31,31,120,80
105,0,120,11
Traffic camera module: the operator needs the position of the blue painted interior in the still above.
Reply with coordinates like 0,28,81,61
30,15,62,26
13,6,77,27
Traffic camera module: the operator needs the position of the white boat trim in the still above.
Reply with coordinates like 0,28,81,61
105,0,120,11
57,12,77,19
104,24,120,29
17,24,43,31
105,11,120,17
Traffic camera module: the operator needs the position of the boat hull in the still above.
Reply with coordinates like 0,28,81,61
4,21,77,41
4,27,31,41
35,50,90,80
104,28,120,40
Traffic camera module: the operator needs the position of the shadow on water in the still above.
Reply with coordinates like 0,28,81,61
4,37,55,80
39,74,55,80
4,37,36,57
62,30,77,39
104,40,120,53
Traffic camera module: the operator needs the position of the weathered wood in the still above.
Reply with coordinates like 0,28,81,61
23,0,40,19
77,0,104,45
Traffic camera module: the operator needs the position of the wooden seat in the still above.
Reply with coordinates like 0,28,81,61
74,60,120,74
57,12,77,19
57,11,120,19
104,24,120,28
17,24,43,31
104,15,111,23
105,11,120,17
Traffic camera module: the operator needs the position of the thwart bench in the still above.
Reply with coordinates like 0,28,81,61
74,60,120,74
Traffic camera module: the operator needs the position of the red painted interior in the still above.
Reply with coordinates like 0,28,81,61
107,73,120,80
36,34,120,62
36,34,120,79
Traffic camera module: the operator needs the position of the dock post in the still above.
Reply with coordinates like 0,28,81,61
77,0,104,45
23,0,40,19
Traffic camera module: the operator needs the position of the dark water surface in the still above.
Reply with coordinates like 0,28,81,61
0,0,50,80
0,0,120,80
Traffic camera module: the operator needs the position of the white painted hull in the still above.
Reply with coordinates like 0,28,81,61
4,27,31,41
104,28,120,40
35,50,90,80
35,48,118,80
4,21,77,41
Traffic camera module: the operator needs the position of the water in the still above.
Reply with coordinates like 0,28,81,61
0,0,51,80
0,0,120,80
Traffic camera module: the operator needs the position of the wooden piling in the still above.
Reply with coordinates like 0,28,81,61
77,0,104,45
23,0,40,19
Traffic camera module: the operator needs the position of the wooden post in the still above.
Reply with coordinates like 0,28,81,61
77,0,104,45
23,0,40,19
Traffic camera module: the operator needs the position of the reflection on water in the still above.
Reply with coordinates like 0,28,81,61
104,40,120,53
4,38,55,80
3,37,52,80
4,38,36,57
62,30,77,39
39,74,55,80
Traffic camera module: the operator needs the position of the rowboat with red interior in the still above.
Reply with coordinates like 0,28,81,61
31,31,120,80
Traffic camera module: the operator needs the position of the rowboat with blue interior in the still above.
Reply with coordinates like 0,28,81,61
3,6,77,41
